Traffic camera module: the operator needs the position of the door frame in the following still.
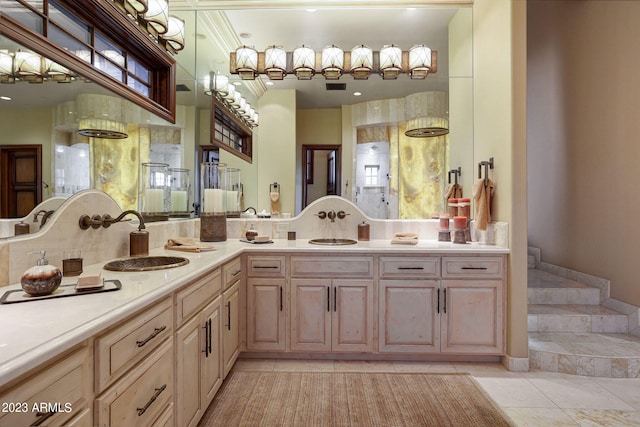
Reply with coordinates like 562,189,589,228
0,145,42,218
301,144,341,209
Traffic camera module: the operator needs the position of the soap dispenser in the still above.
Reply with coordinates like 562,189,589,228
21,250,62,296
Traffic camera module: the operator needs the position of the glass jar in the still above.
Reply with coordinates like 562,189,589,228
140,162,169,220
225,167,241,218
168,168,190,217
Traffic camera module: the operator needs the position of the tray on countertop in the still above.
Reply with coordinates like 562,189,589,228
240,239,274,244
0,279,122,304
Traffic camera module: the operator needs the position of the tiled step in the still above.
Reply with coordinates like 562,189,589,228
529,331,640,378
528,269,601,305
527,254,536,269
528,304,629,333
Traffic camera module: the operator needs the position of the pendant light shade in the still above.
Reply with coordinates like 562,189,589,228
77,118,128,139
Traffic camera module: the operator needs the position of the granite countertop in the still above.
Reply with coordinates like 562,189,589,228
0,238,508,386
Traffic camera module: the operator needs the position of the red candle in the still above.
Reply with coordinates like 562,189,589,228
439,214,450,229
453,216,467,230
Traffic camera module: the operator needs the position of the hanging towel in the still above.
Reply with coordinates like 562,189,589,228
445,183,463,200
472,178,495,231
270,192,281,215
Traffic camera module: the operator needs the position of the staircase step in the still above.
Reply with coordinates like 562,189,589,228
528,269,601,305
528,304,629,333
529,331,640,378
527,254,536,269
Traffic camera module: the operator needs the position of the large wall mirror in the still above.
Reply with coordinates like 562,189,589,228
0,4,472,238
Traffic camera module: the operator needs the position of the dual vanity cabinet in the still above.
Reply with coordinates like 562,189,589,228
246,253,506,357
0,250,504,427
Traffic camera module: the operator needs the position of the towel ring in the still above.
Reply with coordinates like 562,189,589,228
477,157,494,186
448,167,461,185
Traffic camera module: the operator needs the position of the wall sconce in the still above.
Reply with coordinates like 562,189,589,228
206,71,258,129
162,16,185,52
144,0,169,35
379,44,402,80
264,46,287,80
350,44,373,80
292,45,315,80
230,43,436,81
408,44,433,79
234,46,258,80
14,51,43,83
0,50,77,83
321,45,344,80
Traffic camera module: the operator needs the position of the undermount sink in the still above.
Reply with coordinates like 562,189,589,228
308,238,358,246
104,256,189,272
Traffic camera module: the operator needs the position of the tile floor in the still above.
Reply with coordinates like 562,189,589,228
232,358,640,426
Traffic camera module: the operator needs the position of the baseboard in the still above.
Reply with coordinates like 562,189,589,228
603,298,640,338
501,355,529,372
537,261,610,302
527,246,541,268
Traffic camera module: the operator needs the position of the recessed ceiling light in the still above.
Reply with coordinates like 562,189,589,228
353,92,362,96
233,81,241,86
0,96,11,101
307,9,317,12
265,81,274,86
239,32,252,39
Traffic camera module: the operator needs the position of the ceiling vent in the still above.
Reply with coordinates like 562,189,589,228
325,83,346,91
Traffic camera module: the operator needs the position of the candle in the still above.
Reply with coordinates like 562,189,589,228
439,214,450,230
225,190,238,212
171,190,188,211
144,188,164,212
203,188,224,213
453,216,467,230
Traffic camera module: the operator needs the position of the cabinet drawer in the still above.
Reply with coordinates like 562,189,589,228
95,340,174,427
379,256,440,278
247,255,286,277
441,256,504,278
95,297,173,393
0,345,91,427
223,257,242,289
291,256,374,278
175,268,221,325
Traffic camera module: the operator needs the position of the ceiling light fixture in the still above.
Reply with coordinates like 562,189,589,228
1,50,77,83
230,44,436,81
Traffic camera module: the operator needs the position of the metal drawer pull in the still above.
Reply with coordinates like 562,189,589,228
327,287,330,312
280,286,283,311
136,325,167,348
334,287,337,312
226,302,231,330
232,269,242,276
461,267,488,270
397,267,425,270
436,288,440,314
443,289,447,314
203,321,209,357
31,411,56,426
254,265,279,269
137,384,167,416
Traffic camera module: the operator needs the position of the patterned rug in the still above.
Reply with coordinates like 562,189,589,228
198,370,514,426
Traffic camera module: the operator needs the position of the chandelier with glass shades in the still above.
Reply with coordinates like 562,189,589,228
230,44,436,80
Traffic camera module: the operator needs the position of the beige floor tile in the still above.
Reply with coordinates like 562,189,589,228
475,376,557,408
592,377,640,410
503,408,579,426
392,361,456,372
563,409,640,426
233,358,277,371
333,360,396,372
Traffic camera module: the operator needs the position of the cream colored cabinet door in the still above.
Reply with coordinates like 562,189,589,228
290,278,332,352
440,280,505,354
222,281,240,378
332,279,374,353
246,277,286,351
379,280,440,353
290,279,373,353
201,297,223,406
175,296,222,427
